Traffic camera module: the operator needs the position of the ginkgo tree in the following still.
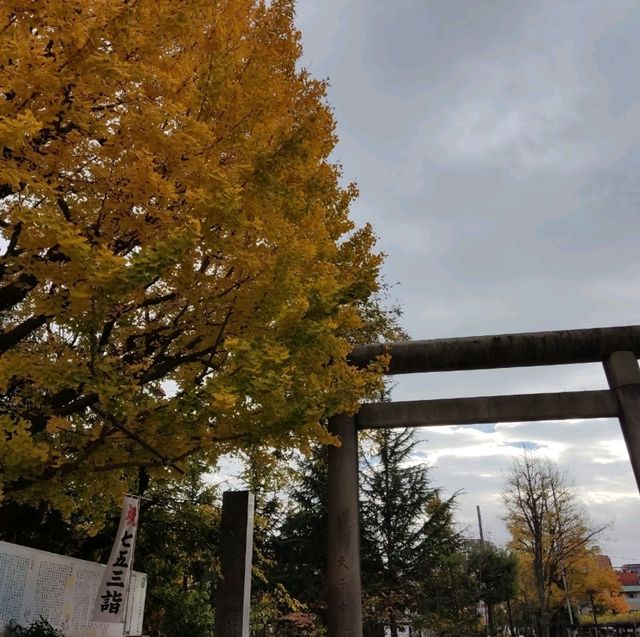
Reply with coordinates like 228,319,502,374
503,455,609,637
0,0,390,520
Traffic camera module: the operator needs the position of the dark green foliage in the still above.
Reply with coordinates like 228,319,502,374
418,552,480,637
466,543,518,605
145,586,214,637
360,429,462,636
0,499,119,563
136,471,220,637
267,447,329,619
6,618,65,637
464,543,519,637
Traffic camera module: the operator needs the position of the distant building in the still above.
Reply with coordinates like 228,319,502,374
618,572,640,586
382,619,427,637
383,624,414,637
615,566,640,611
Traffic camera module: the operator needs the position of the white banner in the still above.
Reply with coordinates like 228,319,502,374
90,495,140,627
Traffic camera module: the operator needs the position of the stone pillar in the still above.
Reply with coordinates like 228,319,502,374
603,351,640,492
327,413,363,637
214,490,255,637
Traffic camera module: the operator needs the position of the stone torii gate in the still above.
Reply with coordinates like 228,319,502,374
326,325,640,637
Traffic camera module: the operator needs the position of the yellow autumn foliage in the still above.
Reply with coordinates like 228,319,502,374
567,554,629,615
0,0,390,517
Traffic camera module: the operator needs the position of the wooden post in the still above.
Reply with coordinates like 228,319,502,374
327,413,363,637
603,351,640,492
214,490,255,637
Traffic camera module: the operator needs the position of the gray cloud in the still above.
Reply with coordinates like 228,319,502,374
292,0,640,564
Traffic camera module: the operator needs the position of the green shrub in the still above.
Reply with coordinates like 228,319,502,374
6,618,66,637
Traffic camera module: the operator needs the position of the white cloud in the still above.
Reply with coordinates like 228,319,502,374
592,439,631,464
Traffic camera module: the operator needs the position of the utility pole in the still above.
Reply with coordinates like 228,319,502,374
477,505,492,637
477,505,485,544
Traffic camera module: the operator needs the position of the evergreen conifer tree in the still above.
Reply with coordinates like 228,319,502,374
268,447,329,623
360,428,461,637
272,429,467,636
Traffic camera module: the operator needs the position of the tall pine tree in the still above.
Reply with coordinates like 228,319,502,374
271,429,465,636
268,447,329,623
360,428,461,637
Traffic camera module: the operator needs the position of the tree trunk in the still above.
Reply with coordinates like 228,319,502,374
506,598,515,637
487,601,495,636
534,553,550,637
538,609,551,637
389,606,398,637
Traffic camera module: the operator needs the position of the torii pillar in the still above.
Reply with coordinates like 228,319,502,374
604,351,640,489
327,413,363,637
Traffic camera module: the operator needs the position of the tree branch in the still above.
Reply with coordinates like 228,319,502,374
0,314,49,355
90,405,186,475
0,273,38,311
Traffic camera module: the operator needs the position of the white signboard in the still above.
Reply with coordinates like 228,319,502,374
0,540,146,637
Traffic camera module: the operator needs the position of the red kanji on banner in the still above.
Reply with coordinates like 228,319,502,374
126,504,138,527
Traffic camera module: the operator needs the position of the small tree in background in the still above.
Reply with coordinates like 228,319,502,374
466,543,518,636
418,551,480,637
565,553,628,617
503,454,607,637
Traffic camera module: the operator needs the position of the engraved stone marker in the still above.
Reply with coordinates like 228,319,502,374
214,490,255,637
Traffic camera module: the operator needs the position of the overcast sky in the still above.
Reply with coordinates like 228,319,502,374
293,0,640,566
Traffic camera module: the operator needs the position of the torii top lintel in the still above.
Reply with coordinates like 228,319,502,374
348,325,640,375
